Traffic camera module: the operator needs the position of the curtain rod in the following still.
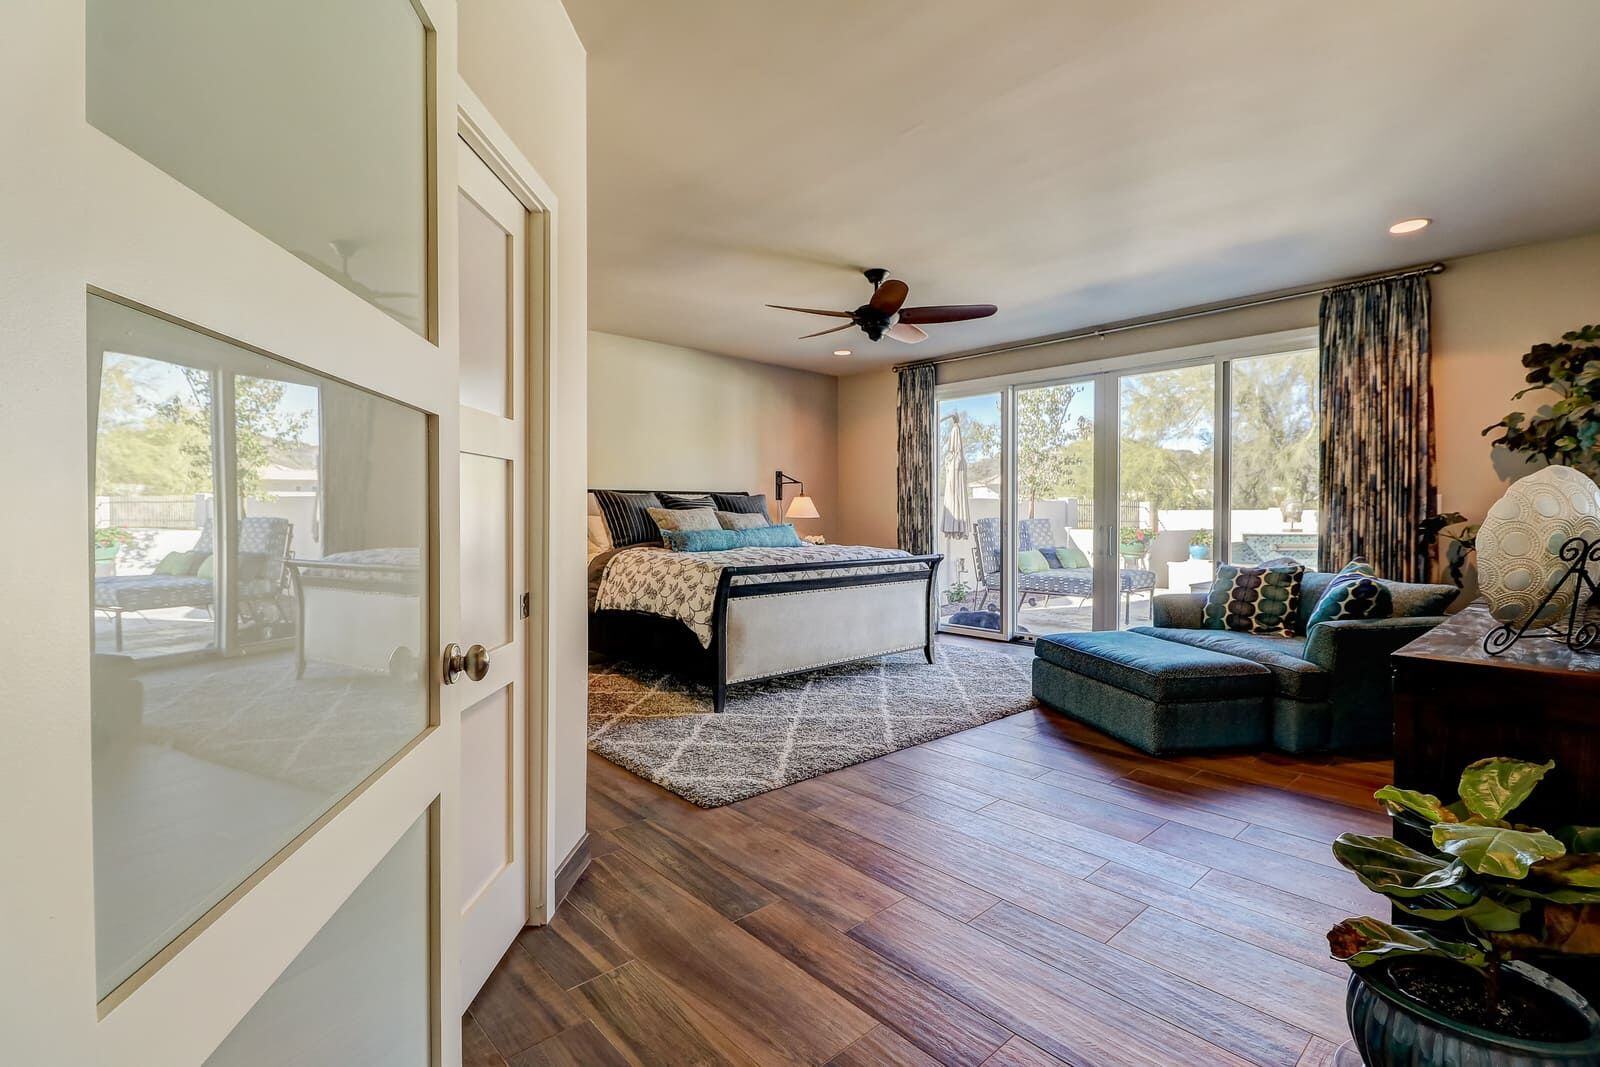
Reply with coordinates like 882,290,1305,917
893,261,1445,372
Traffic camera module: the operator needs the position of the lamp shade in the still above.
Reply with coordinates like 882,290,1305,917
784,494,820,520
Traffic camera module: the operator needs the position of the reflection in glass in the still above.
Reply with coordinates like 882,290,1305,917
1012,383,1096,635
89,295,428,997
458,190,512,416
205,815,430,1067
1229,349,1321,568
935,393,1003,634
87,0,428,334
1118,365,1215,628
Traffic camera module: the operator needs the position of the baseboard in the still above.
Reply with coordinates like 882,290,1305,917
553,832,591,907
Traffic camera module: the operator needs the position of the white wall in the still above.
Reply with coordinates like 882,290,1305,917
588,331,839,537
457,0,590,906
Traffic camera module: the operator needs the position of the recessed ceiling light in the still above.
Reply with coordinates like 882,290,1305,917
833,349,852,356
1389,217,1431,235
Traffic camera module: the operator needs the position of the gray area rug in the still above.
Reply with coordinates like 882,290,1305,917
588,644,1036,807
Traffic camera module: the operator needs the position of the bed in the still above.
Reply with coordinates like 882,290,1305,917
284,547,423,678
588,489,942,711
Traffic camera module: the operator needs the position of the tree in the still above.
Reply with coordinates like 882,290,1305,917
150,369,311,510
1229,352,1318,509
1118,365,1215,515
1016,385,1090,516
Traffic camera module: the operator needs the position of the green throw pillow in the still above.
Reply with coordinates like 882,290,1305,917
1055,536,1091,569
1203,561,1305,637
1017,549,1051,573
154,550,200,576
1305,558,1392,636
195,554,215,580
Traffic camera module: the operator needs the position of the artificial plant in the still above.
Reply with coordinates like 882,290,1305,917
1417,511,1479,589
1482,325,1600,479
1329,758,1600,993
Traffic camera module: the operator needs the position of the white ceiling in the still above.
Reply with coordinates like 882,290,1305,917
566,1,1600,376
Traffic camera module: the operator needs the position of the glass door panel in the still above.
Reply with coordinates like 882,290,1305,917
1228,349,1321,567
1013,381,1096,636
1117,365,1215,628
935,392,1003,635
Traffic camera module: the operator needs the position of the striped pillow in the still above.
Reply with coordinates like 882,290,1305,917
712,492,769,518
657,492,715,510
592,490,662,547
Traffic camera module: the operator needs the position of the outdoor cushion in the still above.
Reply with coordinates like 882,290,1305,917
154,550,202,576
1033,631,1272,703
1132,626,1331,701
1018,549,1051,573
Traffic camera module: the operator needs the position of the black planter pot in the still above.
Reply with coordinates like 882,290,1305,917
1345,962,1600,1066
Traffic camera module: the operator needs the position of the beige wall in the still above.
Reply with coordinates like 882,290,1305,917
835,230,1600,548
588,331,839,538
458,0,589,905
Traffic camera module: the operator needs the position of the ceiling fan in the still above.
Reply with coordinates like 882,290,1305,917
768,268,997,344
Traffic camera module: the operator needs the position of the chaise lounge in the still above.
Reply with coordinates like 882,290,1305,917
971,516,1158,625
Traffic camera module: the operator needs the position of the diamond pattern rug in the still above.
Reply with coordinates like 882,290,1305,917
587,644,1036,807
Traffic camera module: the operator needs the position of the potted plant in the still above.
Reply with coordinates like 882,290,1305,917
1328,757,1600,1065
1118,526,1154,563
1189,529,1213,560
94,526,134,574
1418,511,1480,589
1482,324,1600,480
945,579,971,607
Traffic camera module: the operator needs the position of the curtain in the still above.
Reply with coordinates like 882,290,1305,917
1318,274,1434,581
895,364,936,553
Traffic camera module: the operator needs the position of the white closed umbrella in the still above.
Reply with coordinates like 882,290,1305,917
940,416,970,539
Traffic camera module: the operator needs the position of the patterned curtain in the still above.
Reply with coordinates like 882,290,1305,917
1318,274,1434,581
895,364,936,553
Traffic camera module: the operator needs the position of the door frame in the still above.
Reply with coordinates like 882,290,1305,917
932,327,1318,641
456,82,559,929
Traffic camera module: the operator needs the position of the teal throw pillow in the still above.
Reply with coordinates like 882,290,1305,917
734,523,804,549
663,528,741,552
1203,561,1305,637
1306,558,1392,635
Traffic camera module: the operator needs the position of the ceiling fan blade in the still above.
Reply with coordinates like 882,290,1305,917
798,322,857,340
868,279,909,315
767,304,853,318
885,322,929,344
897,304,998,324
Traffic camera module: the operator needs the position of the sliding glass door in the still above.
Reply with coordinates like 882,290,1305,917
933,335,1318,642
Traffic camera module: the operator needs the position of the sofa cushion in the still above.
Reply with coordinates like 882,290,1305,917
1034,631,1272,703
1383,579,1459,618
1131,626,1331,701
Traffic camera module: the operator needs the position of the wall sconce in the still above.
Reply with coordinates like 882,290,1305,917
775,470,820,521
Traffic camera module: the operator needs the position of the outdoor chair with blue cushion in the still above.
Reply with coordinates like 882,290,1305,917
971,517,1157,625
1030,564,1457,754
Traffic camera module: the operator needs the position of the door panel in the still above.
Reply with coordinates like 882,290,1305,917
1012,380,1096,636
934,392,1005,637
455,135,531,1007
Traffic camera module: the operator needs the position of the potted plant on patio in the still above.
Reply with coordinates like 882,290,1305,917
1118,525,1154,565
1328,757,1600,1065
94,525,134,575
1188,529,1212,560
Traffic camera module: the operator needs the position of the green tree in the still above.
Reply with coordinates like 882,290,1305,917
1229,351,1318,509
1016,385,1091,516
152,370,311,511
1118,365,1215,514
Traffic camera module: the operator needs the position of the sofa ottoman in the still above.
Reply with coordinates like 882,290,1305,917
1031,631,1274,755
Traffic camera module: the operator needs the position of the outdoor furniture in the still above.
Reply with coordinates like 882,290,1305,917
971,517,1158,625
1229,532,1319,567
93,517,293,651
1032,631,1275,754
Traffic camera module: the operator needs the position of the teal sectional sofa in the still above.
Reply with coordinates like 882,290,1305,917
1031,569,1458,754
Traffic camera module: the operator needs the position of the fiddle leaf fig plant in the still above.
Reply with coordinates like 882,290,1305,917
1482,324,1600,479
1329,757,1600,998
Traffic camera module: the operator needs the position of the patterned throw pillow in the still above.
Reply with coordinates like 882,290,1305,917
657,492,715,510
716,510,770,530
1202,562,1305,637
647,506,720,533
592,490,663,547
1305,558,1393,635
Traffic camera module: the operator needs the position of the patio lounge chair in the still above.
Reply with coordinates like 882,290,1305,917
971,517,1158,625
94,516,294,651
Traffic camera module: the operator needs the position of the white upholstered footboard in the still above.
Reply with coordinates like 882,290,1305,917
724,579,929,684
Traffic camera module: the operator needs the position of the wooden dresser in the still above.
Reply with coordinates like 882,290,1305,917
1391,601,1600,825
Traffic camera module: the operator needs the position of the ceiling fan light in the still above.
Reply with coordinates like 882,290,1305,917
833,349,851,356
1388,217,1431,235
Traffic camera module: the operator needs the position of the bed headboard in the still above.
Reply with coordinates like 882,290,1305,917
588,488,751,497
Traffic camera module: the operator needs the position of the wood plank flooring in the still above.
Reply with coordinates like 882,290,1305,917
467,637,1386,1065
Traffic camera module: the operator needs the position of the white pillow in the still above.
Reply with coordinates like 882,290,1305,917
717,510,770,530
587,514,612,551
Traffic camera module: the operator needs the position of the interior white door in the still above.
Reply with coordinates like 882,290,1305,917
456,134,532,1008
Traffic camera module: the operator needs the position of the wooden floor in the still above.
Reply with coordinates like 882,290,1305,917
465,637,1389,1066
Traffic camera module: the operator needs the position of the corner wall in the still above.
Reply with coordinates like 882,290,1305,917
834,230,1600,549
587,331,839,538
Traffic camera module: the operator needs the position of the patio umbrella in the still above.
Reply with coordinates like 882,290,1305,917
940,416,970,539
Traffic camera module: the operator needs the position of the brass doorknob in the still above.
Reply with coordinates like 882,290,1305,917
442,642,490,684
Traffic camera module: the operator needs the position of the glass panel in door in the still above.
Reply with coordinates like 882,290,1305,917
1012,381,1096,635
1228,348,1321,568
1117,365,1215,628
935,392,1003,635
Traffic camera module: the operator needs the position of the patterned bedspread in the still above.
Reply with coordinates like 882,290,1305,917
594,544,921,648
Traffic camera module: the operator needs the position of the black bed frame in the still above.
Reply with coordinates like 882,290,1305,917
588,488,942,712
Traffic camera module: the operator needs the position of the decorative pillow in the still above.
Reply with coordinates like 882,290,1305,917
1306,559,1392,635
716,510,769,530
154,550,201,576
712,492,769,518
1055,536,1092,569
193,553,268,582
1202,561,1305,637
663,528,741,552
647,506,720,533
586,514,613,552
734,523,805,549
658,492,715,510
196,554,216,580
1017,549,1051,573
1038,546,1062,568
592,490,663,547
